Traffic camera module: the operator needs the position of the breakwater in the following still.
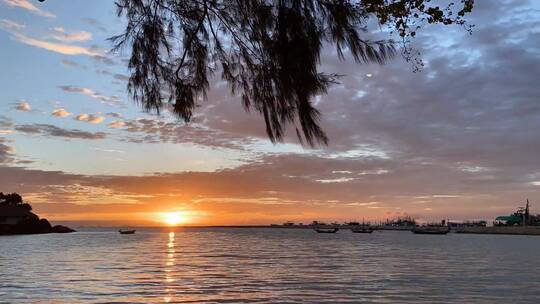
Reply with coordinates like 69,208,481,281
456,226,540,235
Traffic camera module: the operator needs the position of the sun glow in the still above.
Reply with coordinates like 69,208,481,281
159,211,188,226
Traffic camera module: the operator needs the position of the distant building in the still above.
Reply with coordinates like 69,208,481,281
494,215,523,226
0,205,37,225
494,200,540,226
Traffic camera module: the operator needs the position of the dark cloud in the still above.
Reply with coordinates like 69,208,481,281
0,116,15,163
115,117,255,149
0,139,14,164
0,120,15,164
106,112,122,118
187,0,540,198
15,124,106,140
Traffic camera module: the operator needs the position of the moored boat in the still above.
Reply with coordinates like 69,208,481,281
351,226,374,233
412,226,449,234
314,227,339,233
119,229,136,234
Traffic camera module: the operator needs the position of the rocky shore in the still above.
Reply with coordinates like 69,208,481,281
0,217,75,235
1,192,76,236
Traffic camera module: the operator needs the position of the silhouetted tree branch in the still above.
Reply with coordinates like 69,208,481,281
38,0,475,146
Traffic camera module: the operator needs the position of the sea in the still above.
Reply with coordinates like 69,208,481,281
1,228,539,303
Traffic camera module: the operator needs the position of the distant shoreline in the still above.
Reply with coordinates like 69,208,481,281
78,225,300,229
74,225,540,235
73,223,408,229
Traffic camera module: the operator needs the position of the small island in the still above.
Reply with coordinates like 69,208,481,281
0,192,75,235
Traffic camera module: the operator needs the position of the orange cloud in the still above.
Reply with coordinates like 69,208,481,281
51,27,92,42
13,32,100,56
75,114,105,124
108,121,126,129
51,108,71,117
1,0,55,18
15,101,31,111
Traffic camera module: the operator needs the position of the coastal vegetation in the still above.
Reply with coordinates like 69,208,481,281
0,192,32,211
0,192,75,235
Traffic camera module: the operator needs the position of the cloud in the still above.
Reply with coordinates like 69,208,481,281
107,121,126,129
92,147,125,154
0,138,14,164
316,177,356,183
82,18,108,33
0,148,537,225
58,85,121,106
15,101,31,111
116,117,255,149
91,55,116,65
114,74,129,82
0,20,101,57
11,32,101,56
0,115,13,128
51,108,71,118
347,202,381,207
60,59,87,69
51,27,92,42
0,18,24,31
1,0,55,18
106,112,122,118
15,123,106,140
75,114,105,124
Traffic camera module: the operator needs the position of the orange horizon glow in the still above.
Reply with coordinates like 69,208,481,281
157,211,190,226
34,201,498,227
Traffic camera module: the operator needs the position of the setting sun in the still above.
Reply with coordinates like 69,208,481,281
159,212,188,226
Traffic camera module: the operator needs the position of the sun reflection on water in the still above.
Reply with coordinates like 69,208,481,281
164,231,176,302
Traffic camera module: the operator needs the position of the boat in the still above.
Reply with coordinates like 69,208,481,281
351,226,374,233
411,226,449,235
119,229,136,234
314,227,339,233
350,220,374,233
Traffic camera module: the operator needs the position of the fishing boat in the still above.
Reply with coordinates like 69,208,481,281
314,227,339,233
411,226,449,235
351,226,374,233
119,229,136,234
350,220,374,233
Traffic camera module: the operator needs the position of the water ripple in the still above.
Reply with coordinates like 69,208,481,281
1,228,540,303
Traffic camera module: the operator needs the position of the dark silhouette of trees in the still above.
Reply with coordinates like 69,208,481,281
0,192,75,234
0,192,32,211
38,0,475,145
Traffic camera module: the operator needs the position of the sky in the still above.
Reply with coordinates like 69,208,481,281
1,0,540,226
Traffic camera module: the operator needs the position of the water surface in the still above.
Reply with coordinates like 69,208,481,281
1,228,539,303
